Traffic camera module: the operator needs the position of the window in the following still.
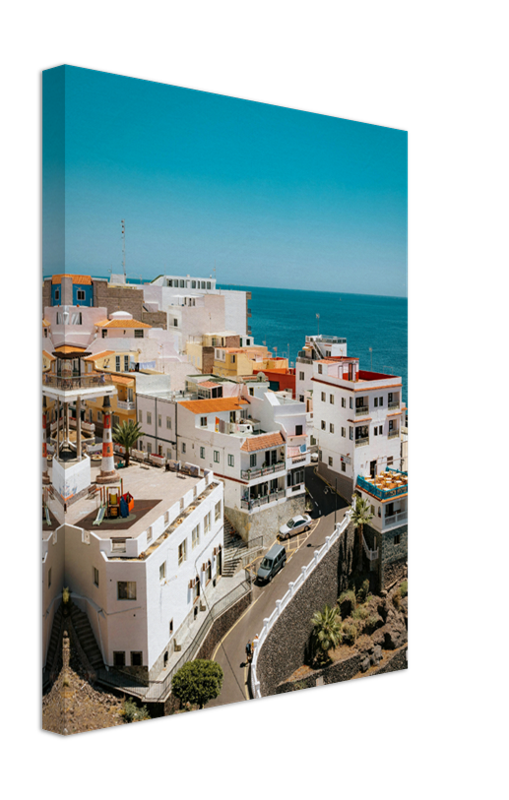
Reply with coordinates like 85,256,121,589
166,417,172,429
158,415,162,428
200,447,205,459
215,501,221,521
70,312,82,325
134,329,144,338
378,507,381,517
192,525,200,549
330,394,334,404
147,412,152,425
318,364,323,374
112,414,120,428
379,425,383,434
389,419,394,431
296,425,303,436
131,652,143,667
374,427,378,436
124,355,130,372
77,289,85,301
249,387,254,396
394,535,401,545
115,356,120,372
54,289,60,301
138,410,143,423
182,442,186,454
200,416,207,427
379,396,383,406
371,505,375,515
169,619,174,635
299,372,304,381
374,397,378,408
48,568,52,588
330,423,334,433
228,454,234,467
321,392,326,402
173,319,178,327
204,512,211,534
349,427,354,440
93,567,99,587
213,450,220,463
231,354,236,363
250,453,257,468
113,651,126,667
159,562,166,582
191,280,196,288
341,397,346,408
102,329,108,338
321,420,326,430
388,392,393,403
117,581,137,600
328,457,333,467
178,540,187,565
299,395,304,402
341,427,346,437
167,449,171,459
349,397,353,409
387,457,394,467
207,281,211,289
341,461,346,472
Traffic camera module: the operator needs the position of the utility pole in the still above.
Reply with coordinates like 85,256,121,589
316,313,320,335
335,477,338,524
121,219,126,281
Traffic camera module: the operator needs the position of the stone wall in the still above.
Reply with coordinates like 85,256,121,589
43,278,52,313
225,495,307,547
377,523,408,589
255,522,356,696
196,587,252,660
93,280,144,319
202,347,215,375
142,311,167,330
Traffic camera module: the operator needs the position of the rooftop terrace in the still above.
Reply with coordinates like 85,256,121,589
356,469,408,501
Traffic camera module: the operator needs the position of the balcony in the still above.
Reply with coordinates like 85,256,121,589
43,373,113,391
388,429,400,439
241,462,285,480
117,400,136,410
355,437,369,447
388,401,400,410
385,510,407,527
240,489,285,510
355,405,369,416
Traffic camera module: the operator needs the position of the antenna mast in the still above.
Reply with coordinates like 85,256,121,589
121,219,126,280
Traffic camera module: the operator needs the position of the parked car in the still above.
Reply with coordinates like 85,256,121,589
256,544,287,584
278,514,312,540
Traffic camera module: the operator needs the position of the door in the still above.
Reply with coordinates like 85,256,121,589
370,460,377,478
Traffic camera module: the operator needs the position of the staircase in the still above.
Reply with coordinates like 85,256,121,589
222,517,248,577
69,602,104,671
44,603,64,686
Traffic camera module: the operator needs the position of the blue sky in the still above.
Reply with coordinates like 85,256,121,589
43,66,407,296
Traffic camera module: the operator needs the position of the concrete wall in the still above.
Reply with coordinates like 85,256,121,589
225,494,307,547
42,528,66,666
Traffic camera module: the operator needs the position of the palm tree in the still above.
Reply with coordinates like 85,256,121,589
112,419,145,467
350,494,373,572
311,604,342,666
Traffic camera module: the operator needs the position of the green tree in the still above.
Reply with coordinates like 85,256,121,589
171,660,224,709
350,494,373,572
311,604,342,666
112,419,145,467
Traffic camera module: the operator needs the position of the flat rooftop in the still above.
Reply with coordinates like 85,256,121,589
45,462,203,541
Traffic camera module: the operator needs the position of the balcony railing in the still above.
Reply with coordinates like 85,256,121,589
388,429,400,439
355,437,369,447
388,401,400,409
356,474,408,500
355,405,369,416
43,373,113,391
241,462,285,480
240,489,285,510
117,400,136,410
385,511,407,527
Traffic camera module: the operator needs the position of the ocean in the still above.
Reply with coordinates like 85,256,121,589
219,285,408,406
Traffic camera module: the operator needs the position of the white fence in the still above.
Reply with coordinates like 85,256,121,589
250,510,352,699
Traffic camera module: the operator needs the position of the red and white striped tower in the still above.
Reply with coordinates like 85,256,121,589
42,396,50,485
97,395,119,484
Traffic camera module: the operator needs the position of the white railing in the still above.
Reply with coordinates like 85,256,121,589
384,511,407,526
117,400,136,410
250,510,352,699
362,534,379,561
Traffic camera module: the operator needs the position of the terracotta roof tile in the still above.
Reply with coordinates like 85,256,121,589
84,351,116,361
199,381,220,388
98,319,151,329
42,318,51,327
240,432,284,452
178,398,248,414
51,274,92,285
54,345,86,354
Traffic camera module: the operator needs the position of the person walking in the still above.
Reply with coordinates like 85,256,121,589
245,641,252,663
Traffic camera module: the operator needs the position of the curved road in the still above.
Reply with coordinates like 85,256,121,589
208,467,350,708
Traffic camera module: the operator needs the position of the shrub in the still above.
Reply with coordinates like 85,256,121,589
338,590,357,618
342,623,357,646
356,579,370,604
392,589,402,609
172,660,224,709
122,698,150,723
352,606,369,621
366,614,381,631
400,580,408,598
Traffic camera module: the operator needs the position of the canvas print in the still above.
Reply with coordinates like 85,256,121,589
42,66,408,734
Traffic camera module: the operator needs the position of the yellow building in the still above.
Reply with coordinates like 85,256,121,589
213,346,289,378
83,351,136,431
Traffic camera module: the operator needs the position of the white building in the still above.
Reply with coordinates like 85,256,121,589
312,356,404,499
295,334,348,403
42,463,224,687
176,380,310,545
142,274,251,352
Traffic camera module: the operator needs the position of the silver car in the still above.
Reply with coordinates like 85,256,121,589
278,514,312,540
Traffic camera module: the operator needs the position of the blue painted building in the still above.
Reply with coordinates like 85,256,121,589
48,274,94,307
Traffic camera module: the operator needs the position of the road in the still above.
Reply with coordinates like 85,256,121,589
207,466,350,708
